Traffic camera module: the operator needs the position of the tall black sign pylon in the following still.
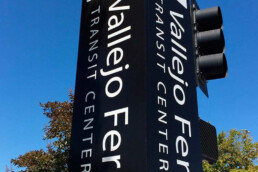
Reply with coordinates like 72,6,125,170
69,0,204,171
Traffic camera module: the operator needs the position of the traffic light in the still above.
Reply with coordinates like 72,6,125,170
199,119,218,164
192,5,228,96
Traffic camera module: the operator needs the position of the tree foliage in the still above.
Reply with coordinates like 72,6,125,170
11,91,73,172
11,91,257,171
203,129,258,172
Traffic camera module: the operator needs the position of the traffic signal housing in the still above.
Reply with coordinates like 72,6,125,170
191,5,228,96
199,119,218,164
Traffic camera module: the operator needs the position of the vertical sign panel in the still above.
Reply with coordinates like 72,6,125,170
69,0,147,171
146,0,203,171
70,0,203,171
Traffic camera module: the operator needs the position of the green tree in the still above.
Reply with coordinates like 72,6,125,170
203,129,258,172
11,91,73,172
11,91,258,172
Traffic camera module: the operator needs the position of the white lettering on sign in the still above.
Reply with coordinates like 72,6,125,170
176,136,189,157
80,5,101,171
81,164,91,172
175,115,192,137
104,107,129,126
174,115,192,171
102,155,121,168
87,5,101,81
102,107,129,168
154,0,171,170
168,0,196,170
99,0,132,169
102,130,122,152
168,10,189,108
177,0,188,9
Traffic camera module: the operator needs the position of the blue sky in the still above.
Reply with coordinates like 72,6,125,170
0,0,257,170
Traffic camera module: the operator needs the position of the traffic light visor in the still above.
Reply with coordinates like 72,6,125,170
196,6,223,31
197,29,225,55
197,53,228,80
